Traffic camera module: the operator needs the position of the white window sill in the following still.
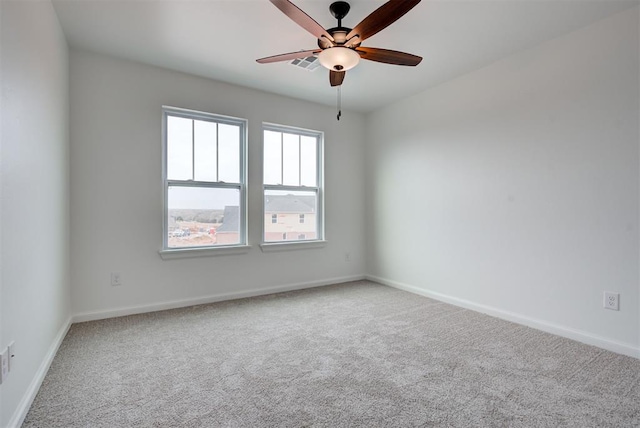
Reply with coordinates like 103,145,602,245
159,245,251,260
259,240,327,253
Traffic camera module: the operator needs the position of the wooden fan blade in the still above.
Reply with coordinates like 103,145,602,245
257,49,321,64
356,47,422,66
346,0,421,43
330,70,345,87
270,0,334,42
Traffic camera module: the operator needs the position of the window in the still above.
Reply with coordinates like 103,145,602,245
263,123,323,244
162,107,247,251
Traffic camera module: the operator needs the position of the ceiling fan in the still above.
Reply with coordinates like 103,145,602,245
257,0,423,88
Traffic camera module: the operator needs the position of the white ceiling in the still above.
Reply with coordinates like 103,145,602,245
52,0,638,113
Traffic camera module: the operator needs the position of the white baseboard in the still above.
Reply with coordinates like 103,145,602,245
367,274,640,360
7,316,73,428
73,274,366,323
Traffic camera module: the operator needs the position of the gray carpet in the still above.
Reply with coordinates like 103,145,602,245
23,281,640,427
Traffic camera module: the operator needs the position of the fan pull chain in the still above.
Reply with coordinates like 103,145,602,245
337,86,342,121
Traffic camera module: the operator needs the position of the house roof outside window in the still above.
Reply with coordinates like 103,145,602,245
216,206,240,233
265,194,315,214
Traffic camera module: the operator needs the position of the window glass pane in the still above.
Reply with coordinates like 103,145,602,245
264,189,317,242
194,120,217,182
282,133,300,186
264,130,282,185
167,116,193,180
218,124,240,183
300,135,317,187
168,186,240,248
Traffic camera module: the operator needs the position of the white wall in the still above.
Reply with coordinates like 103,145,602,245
0,1,71,425
365,8,639,356
69,50,365,317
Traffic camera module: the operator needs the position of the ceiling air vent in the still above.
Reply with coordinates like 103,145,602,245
290,56,321,71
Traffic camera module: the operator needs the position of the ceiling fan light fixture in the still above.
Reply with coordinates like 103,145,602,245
318,47,360,71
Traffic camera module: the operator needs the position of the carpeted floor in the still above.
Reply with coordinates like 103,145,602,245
23,281,640,427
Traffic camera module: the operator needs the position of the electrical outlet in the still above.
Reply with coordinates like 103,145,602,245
8,341,15,372
603,291,619,311
111,272,122,286
0,347,8,384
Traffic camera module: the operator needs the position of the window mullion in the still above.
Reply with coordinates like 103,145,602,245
263,184,317,193
216,123,219,182
316,135,322,240
191,119,195,181
298,134,302,186
168,180,241,190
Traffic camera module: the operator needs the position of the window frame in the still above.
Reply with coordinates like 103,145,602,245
261,122,324,250
160,106,249,258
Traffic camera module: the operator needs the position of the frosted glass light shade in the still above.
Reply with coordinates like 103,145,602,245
318,47,360,71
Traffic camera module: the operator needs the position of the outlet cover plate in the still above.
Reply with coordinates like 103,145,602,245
7,341,14,372
111,272,122,286
604,291,620,311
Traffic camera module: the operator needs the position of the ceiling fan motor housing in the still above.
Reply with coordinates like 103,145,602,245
318,26,356,49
